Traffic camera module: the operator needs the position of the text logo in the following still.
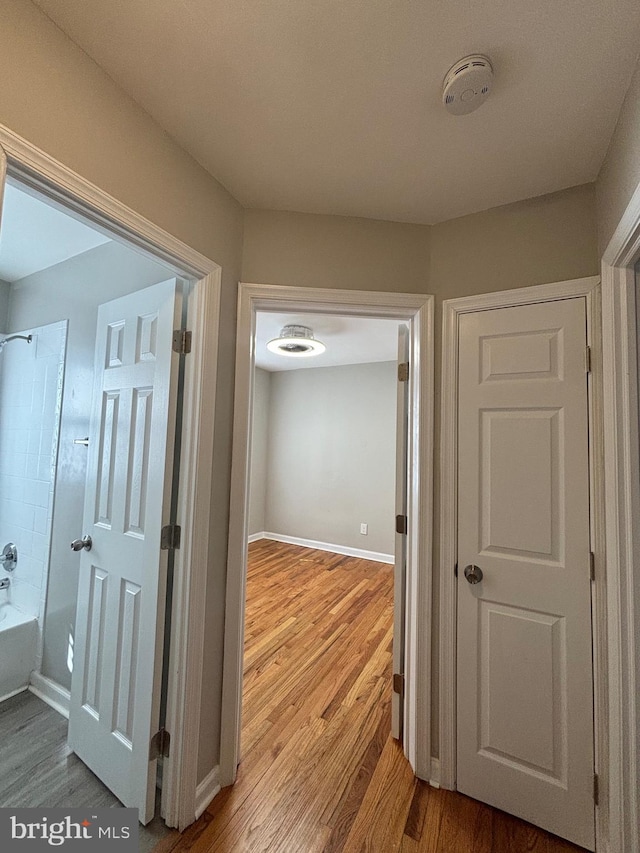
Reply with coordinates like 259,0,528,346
0,809,138,850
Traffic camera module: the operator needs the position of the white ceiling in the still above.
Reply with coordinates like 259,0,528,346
0,183,110,282
256,312,401,371
31,0,640,224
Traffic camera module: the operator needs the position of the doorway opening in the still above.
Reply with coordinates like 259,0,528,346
0,133,219,834
240,310,403,836
220,284,434,793
0,175,186,840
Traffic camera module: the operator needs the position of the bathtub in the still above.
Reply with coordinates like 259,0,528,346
0,601,37,702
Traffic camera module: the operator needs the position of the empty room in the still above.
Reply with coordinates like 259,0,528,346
232,311,402,850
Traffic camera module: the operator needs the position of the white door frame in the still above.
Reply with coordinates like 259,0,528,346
219,283,434,785
600,182,640,853
0,125,221,831
439,277,607,846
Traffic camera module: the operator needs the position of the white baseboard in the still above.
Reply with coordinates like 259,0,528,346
247,531,265,543
0,684,29,704
261,532,394,565
195,765,221,819
29,672,70,719
429,757,441,788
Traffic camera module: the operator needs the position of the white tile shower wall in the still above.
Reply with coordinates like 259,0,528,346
0,322,67,638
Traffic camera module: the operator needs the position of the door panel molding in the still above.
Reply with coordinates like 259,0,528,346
0,127,221,831
439,276,606,846
220,284,434,785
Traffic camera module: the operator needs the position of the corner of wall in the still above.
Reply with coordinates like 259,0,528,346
596,56,640,255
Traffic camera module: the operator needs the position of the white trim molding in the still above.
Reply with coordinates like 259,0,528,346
220,283,434,787
260,532,394,564
0,686,30,704
29,673,70,719
600,179,640,853
247,531,265,544
439,277,608,847
195,766,221,819
0,126,221,833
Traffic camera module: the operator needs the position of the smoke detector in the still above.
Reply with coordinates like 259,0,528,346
442,55,493,116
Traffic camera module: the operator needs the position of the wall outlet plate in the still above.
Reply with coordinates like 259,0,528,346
360,523,368,535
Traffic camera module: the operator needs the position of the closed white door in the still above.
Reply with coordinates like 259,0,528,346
68,279,181,824
456,298,594,850
392,324,409,741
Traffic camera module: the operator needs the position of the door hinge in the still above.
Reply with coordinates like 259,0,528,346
395,514,407,535
393,673,405,696
593,772,599,805
149,727,170,760
454,562,458,578
161,524,181,550
590,551,595,582
585,345,591,373
172,329,192,354
398,362,409,382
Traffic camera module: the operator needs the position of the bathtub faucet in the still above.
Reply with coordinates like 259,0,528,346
0,577,9,590
0,543,17,571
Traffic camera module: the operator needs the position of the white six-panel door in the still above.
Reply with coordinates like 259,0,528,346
68,279,181,824
456,298,595,850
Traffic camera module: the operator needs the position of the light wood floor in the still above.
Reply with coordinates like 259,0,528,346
157,539,586,853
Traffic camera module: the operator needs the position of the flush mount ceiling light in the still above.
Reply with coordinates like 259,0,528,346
266,324,326,358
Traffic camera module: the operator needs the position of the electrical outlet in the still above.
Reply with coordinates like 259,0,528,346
360,523,368,535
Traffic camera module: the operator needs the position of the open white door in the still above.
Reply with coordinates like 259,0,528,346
391,324,409,741
68,279,182,824
456,298,595,849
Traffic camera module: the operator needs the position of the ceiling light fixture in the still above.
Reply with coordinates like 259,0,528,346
266,325,326,358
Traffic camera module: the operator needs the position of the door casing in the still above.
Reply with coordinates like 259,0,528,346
0,126,221,831
601,180,640,853
439,276,607,847
220,283,434,786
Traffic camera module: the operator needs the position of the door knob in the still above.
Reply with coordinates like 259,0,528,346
70,535,92,552
463,564,483,584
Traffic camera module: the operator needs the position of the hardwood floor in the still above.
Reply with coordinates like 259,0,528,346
158,539,586,853
0,690,119,810
0,690,171,853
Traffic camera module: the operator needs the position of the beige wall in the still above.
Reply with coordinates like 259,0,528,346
430,183,598,300
0,0,244,783
243,186,598,299
242,209,430,293
597,57,640,254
